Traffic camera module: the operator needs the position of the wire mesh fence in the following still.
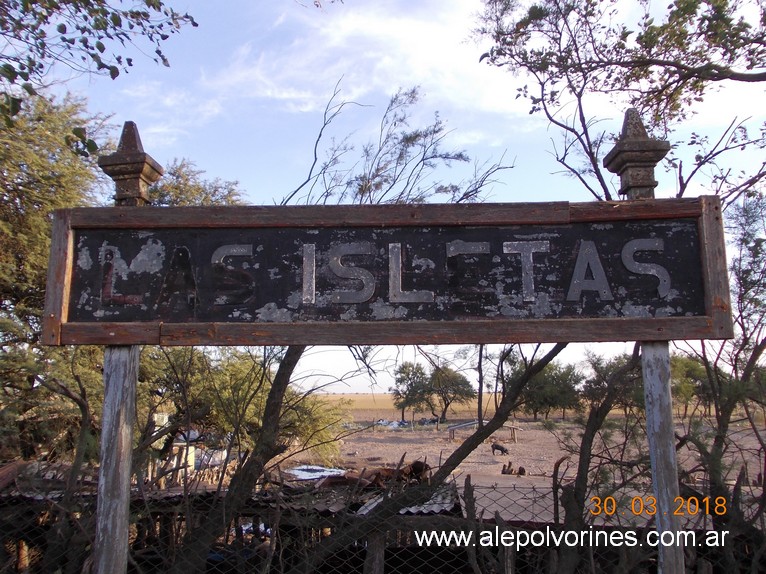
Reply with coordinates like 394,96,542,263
1,461,764,573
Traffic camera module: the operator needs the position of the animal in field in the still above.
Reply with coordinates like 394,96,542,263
491,442,509,456
402,460,431,484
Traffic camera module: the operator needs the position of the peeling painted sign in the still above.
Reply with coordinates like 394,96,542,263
42,198,732,346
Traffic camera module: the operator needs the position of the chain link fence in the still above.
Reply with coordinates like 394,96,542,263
1,460,764,573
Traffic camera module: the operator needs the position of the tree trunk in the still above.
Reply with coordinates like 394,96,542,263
558,346,640,574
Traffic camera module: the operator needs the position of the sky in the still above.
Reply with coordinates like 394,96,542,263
63,0,603,205
56,0,763,394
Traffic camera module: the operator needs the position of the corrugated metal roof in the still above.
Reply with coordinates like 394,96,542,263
356,482,460,516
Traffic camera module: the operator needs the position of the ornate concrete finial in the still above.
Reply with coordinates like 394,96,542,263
98,121,164,206
603,109,670,200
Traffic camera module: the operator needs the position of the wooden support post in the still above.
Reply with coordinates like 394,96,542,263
94,345,139,573
93,122,163,574
604,109,684,574
604,110,684,574
363,530,385,574
642,341,684,573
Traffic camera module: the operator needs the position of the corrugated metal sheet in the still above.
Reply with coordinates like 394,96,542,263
356,482,460,516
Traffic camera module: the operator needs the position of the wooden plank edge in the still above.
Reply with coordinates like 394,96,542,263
42,211,73,346
64,198,707,230
66,202,570,228
698,195,734,339
61,323,161,345
569,197,702,222
153,317,719,346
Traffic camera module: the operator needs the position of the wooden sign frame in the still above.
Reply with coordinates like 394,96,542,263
42,196,732,347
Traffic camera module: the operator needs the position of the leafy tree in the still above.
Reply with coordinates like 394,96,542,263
550,349,644,574
479,1,766,569
671,195,766,567
0,93,112,571
0,0,196,123
479,0,765,125
519,361,582,421
278,385,349,464
427,365,476,423
0,93,105,470
390,361,430,421
0,95,100,344
149,158,244,207
477,0,766,205
134,346,216,486
670,354,709,419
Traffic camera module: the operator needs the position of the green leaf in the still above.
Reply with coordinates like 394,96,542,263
0,64,18,83
72,126,87,141
95,40,106,53
57,23,67,34
108,65,119,79
8,96,22,117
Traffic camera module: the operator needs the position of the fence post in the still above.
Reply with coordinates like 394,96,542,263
604,109,684,574
94,122,163,574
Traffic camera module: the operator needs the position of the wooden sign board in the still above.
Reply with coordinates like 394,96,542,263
42,197,732,346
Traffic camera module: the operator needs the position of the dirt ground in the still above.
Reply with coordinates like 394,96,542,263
293,416,568,488
286,395,765,489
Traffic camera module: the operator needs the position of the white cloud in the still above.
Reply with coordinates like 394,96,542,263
195,0,530,121
113,80,224,148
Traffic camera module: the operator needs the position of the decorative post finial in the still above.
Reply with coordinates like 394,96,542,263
98,121,164,206
603,109,670,200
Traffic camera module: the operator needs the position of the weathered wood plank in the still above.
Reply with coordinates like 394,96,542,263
58,316,718,346
60,198,704,230
94,345,139,574
363,530,385,574
642,342,685,574
93,121,161,574
65,202,571,228
42,211,73,345
152,317,716,346
61,323,160,345
604,109,684,574
569,197,701,222
699,196,733,338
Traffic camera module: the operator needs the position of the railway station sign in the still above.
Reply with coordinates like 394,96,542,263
42,197,732,346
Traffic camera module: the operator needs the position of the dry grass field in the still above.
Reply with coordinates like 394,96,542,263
298,393,764,490
326,392,500,425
